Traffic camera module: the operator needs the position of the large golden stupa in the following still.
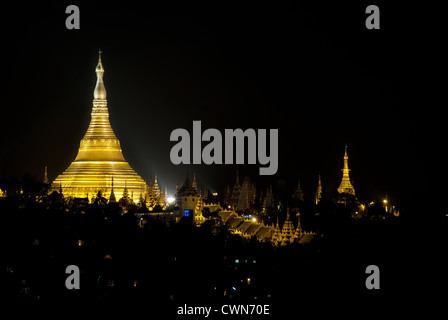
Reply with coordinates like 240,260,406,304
51,50,147,200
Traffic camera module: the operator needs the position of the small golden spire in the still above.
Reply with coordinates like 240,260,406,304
315,174,322,205
338,144,355,195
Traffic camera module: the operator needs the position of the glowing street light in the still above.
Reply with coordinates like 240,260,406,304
167,197,175,204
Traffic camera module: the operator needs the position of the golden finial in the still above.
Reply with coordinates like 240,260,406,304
94,49,106,99
96,48,104,73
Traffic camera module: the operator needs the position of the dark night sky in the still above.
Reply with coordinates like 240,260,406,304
0,2,444,213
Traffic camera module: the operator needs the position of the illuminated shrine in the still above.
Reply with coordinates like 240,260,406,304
51,50,147,200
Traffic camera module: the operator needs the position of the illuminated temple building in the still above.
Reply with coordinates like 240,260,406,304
51,51,147,199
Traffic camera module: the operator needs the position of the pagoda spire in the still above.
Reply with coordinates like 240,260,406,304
294,210,303,240
293,178,304,202
153,175,161,199
94,49,106,100
109,177,116,203
175,182,179,197
43,164,49,184
314,174,322,205
271,216,281,246
337,144,355,195
74,49,123,161
123,181,129,197
192,172,197,190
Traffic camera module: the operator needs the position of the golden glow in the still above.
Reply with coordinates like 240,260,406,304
337,144,355,195
50,51,147,199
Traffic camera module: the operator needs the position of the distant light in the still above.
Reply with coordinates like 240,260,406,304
252,260,256,264
212,192,218,196
383,199,388,204
235,259,239,264
247,277,251,285
252,218,257,223
167,197,175,204
232,286,236,291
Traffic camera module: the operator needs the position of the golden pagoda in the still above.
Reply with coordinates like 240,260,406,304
51,50,147,200
337,144,355,195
